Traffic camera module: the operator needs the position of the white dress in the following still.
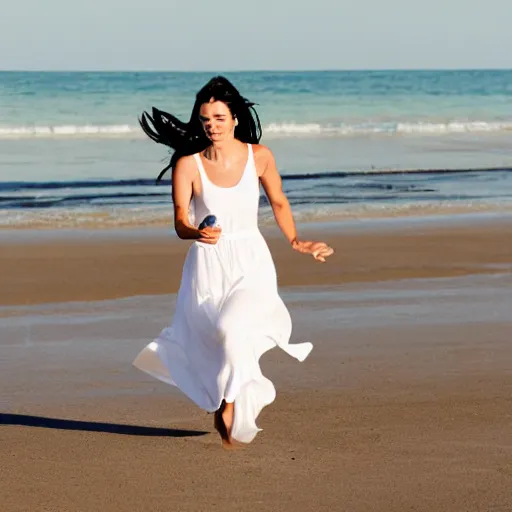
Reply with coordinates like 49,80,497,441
133,144,312,443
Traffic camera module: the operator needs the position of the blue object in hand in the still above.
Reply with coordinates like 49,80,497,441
198,215,217,230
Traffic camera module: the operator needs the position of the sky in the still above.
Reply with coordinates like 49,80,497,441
1,0,511,71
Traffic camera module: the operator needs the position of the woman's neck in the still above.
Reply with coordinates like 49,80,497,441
204,139,243,162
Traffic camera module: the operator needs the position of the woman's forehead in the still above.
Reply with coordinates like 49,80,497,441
199,100,230,116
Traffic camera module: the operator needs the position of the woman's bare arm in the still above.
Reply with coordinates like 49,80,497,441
258,147,298,244
258,146,334,262
172,156,221,244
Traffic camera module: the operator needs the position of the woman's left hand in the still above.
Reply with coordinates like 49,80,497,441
291,240,334,262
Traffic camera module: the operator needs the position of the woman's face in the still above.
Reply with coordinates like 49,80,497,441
199,100,236,142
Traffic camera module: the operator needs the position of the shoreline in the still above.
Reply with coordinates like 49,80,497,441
1,209,512,237
2,204,512,231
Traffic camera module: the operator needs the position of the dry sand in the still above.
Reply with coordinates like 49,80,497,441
1,218,511,511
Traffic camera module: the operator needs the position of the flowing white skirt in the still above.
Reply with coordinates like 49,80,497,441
133,232,312,443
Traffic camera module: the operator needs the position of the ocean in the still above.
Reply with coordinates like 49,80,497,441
1,69,512,229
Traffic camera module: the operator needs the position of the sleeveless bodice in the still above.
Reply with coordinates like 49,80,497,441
192,144,260,236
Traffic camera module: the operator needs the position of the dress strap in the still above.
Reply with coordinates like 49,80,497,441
246,143,258,182
193,152,212,192
193,153,206,178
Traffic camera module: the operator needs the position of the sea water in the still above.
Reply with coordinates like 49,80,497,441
1,70,512,228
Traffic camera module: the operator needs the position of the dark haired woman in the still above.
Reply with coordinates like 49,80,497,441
133,76,334,447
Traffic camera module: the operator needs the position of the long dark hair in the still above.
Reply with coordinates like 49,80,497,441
139,76,262,182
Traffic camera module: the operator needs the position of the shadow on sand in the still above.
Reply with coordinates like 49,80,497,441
0,413,208,437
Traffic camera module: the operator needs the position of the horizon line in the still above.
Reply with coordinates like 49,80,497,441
1,67,511,73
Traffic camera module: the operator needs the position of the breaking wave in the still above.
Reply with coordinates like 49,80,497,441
1,120,512,139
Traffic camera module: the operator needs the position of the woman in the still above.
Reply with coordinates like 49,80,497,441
133,76,334,447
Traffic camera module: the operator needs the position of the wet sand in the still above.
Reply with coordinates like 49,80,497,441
1,218,512,511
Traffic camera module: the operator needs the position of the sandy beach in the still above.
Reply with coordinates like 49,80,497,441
1,217,512,511
1,217,512,308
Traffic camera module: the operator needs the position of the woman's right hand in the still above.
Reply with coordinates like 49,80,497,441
197,226,222,244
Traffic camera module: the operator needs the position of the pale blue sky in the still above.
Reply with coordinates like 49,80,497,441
1,0,510,71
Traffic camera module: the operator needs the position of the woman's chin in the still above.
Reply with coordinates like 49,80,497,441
209,134,231,143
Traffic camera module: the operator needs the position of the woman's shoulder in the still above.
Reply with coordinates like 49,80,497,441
173,154,199,178
251,144,277,176
176,152,198,163
251,143,274,162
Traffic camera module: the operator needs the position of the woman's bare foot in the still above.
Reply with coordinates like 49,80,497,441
221,401,234,445
214,400,235,448
213,402,225,439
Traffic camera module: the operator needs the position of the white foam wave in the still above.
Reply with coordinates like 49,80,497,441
0,124,140,138
265,123,325,134
265,121,512,137
0,120,512,140
395,121,512,134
